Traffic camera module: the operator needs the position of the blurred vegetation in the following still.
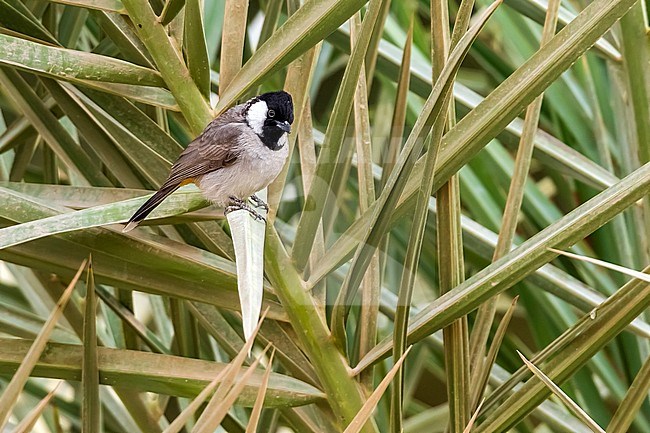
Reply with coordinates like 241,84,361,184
0,0,649,431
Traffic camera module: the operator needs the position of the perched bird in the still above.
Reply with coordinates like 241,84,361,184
123,91,293,232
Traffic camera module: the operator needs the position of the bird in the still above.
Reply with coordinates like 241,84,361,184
123,90,293,232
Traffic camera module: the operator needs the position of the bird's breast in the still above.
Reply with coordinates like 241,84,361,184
197,134,289,205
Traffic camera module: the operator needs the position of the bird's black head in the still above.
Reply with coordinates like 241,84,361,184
246,91,294,150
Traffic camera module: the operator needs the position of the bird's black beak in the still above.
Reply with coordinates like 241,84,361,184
276,120,291,133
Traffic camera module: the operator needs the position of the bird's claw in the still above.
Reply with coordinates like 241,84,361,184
225,197,266,222
249,194,269,212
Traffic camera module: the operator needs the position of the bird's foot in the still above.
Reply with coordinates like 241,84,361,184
226,196,266,222
249,194,269,212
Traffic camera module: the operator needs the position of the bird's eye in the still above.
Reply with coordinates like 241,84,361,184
267,109,275,118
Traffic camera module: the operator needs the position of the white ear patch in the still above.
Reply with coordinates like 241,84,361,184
246,100,268,135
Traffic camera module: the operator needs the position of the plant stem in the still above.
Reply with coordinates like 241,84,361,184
121,0,213,134
265,229,376,433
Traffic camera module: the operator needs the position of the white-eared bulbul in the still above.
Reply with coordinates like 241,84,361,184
123,91,293,232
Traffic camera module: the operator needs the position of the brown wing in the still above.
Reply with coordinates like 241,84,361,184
163,121,246,187
123,106,249,232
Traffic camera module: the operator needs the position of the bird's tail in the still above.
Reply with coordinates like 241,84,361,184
123,182,181,232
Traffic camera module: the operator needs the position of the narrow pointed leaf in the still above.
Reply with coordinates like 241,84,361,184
245,350,276,433
11,383,61,433
184,0,210,98
162,362,230,433
607,353,650,433
348,10,380,378
121,0,213,133
431,0,637,193
380,20,412,185
0,259,86,430
215,0,369,111
82,259,100,433
332,0,500,336
549,248,650,283
218,0,248,93
40,78,144,188
95,11,154,67
48,0,124,11
0,339,323,406
503,0,620,61
356,162,650,371
462,399,484,433
159,0,185,25
476,269,650,430
469,0,560,402
0,188,208,250
0,0,58,44
164,313,267,433
470,296,519,410
0,188,288,319
264,229,376,433
343,347,412,433
193,344,271,433
334,31,620,190
191,314,268,432
518,351,606,433
95,285,170,354
0,67,112,186
0,33,164,86
292,0,383,271
227,204,267,343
